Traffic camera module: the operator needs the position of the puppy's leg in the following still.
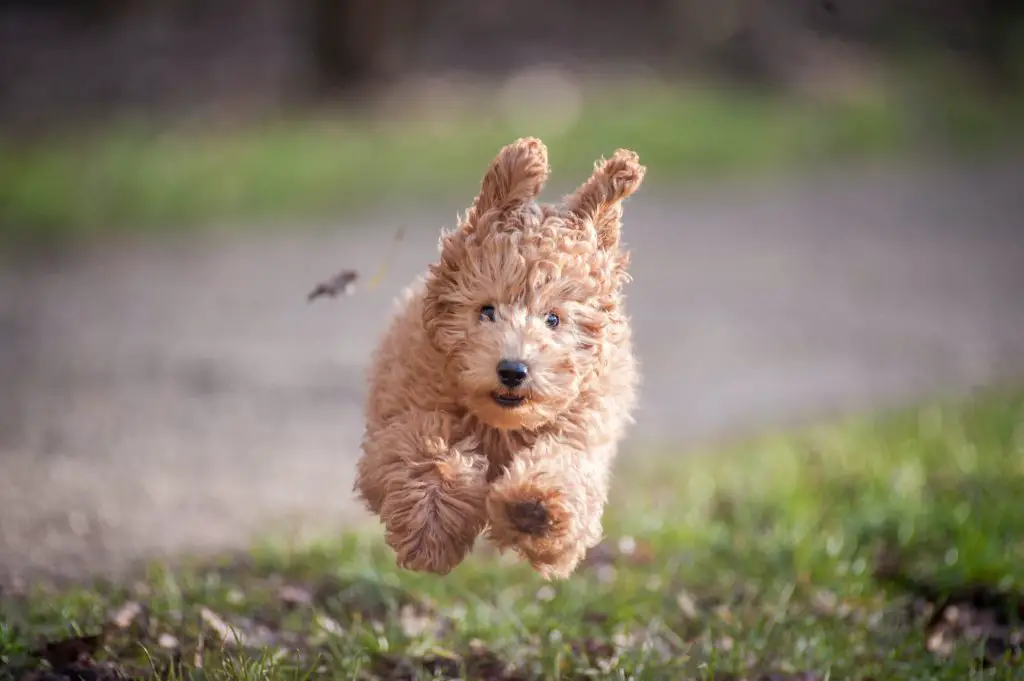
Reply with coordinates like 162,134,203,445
486,438,612,579
355,411,488,575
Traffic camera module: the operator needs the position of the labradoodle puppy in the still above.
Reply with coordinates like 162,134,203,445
354,137,644,579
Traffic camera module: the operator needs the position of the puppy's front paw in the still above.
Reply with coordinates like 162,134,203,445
486,477,587,579
380,453,489,576
507,500,552,536
390,522,471,576
487,483,570,545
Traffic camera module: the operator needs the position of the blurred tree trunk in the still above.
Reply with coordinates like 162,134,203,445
977,0,1024,82
307,0,428,93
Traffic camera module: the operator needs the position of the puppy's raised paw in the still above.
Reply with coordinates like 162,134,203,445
508,500,552,536
486,486,586,579
486,480,573,551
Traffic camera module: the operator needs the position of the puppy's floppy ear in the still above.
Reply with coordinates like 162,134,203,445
467,137,550,223
565,149,645,250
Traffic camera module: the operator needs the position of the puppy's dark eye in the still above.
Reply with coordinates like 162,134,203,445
545,312,560,329
480,305,496,322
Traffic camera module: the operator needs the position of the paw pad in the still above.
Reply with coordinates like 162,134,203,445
508,500,551,536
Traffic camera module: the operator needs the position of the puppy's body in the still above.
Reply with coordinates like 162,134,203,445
354,138,644,579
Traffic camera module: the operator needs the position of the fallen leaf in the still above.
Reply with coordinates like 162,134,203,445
315,613,344,636
715,635,735,652
811,589,838,615
199,607,244,647
926,626,954,657
276,583,313,607
399,603,440,638
158,633,180,650
110,601,143,629
193,631,205,668
676,589,700,620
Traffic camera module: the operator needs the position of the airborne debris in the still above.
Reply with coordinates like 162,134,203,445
307,225,406,303
307,269,358,301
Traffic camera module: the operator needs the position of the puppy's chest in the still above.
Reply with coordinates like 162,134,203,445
452,415,583,481
474,428,523,472
460,426,535,482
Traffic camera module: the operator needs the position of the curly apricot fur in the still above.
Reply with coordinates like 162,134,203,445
353,137,645,579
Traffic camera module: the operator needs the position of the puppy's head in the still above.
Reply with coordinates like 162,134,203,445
423,138,644,431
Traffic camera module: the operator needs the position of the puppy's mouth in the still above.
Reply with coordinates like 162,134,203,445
492,392,526,408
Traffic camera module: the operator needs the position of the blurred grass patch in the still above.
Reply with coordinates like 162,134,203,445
2,387,1023,679
1,77,1021,245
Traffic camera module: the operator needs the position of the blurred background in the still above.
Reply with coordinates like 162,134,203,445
1,0,1023,586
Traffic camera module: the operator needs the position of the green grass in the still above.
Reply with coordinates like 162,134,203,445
2,388,1023,680
1,77,1021,245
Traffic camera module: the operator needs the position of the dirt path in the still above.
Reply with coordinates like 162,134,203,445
2,155,1023,586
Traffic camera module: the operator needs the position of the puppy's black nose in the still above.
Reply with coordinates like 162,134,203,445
497,359,528,389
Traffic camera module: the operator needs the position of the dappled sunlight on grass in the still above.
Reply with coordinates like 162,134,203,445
2,388,1022,679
